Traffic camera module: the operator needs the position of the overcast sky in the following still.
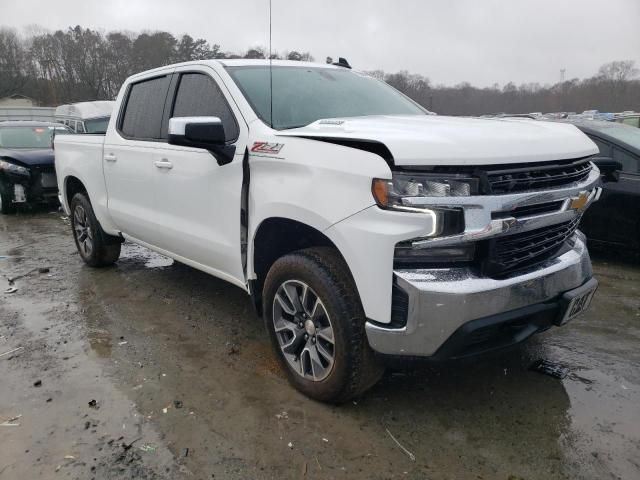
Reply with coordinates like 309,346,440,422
4,0,640,87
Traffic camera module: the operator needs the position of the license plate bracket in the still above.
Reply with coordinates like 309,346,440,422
556,278,598,326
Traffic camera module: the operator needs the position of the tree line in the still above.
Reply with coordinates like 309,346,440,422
373,60,639,115
0,26,314,105
0,25,638,115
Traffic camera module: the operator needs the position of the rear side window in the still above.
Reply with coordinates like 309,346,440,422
120,75,171,140
172,73,239,142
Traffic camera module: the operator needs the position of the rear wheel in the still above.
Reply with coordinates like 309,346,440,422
70,193,121,267
263,247,384,403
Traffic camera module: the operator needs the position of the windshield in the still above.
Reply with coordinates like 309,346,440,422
84,116,110,134
226,66,426,129
587,122,640,151
0,126,70,149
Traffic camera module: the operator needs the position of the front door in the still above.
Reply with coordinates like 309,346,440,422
151,68,248,286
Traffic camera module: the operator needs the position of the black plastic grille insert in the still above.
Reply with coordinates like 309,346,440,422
483,218,580,277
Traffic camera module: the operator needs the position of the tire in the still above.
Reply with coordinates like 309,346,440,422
0,190,16,214
263,247,384,403
70,192,121,267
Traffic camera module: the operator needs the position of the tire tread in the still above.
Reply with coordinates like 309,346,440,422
264,246,383,403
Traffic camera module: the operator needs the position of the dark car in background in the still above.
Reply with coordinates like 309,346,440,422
567,120,640,251
0,121,71,214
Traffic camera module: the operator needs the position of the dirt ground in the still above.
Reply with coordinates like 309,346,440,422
0,210,639,480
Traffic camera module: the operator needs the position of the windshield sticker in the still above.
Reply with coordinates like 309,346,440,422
251,142,284,154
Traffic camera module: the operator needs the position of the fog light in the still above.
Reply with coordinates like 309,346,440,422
394,242,475,267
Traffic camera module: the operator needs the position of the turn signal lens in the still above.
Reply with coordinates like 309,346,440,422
371,178,389,207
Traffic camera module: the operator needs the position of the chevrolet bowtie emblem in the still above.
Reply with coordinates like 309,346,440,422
569,191,589,211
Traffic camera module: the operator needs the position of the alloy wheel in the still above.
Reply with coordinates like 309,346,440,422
73,205,93,257
272,280,335,381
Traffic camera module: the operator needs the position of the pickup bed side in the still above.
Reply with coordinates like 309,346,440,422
56,135,121,234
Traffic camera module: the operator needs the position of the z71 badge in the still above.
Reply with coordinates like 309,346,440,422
251,142,284,154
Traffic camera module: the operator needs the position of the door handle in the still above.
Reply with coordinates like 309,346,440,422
104,153,117,162
154,159,173,170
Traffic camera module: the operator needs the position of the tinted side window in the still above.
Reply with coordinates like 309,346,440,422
121,75,170,140
612,147,639,174
172,73,239,142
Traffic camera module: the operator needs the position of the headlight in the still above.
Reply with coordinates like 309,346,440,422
372,172,479,210
0,159,30,176
372,172,476,237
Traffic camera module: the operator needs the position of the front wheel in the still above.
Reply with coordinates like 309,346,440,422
70,193,121,267
263,247,384,403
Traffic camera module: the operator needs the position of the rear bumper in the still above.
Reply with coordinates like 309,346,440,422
365,233,593,357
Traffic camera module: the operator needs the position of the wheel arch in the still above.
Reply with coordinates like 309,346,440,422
62,174,120,237
250,217,357,317
64,175,88,208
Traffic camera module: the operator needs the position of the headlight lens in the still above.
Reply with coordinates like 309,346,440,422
0,159,30,176
372,172,476,237
372,172,479,211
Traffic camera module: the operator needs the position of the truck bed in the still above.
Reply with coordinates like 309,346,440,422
54,133,108,219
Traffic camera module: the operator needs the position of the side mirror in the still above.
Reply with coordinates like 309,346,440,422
592,156,621,183
168,117,235,165
168,117,226,148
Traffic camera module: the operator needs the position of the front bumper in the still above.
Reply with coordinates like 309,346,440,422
0,169,58,205
365,233,593,357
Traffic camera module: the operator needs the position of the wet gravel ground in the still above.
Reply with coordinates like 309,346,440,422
0,210,639,480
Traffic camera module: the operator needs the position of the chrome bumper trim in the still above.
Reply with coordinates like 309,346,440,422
365,234,593,356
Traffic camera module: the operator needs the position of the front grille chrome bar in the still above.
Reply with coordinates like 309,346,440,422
410,166,601,249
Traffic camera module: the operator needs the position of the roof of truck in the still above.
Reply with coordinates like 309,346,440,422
217,59,341,69
127,59,350,83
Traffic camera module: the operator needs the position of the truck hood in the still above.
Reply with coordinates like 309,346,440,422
276,115,598,166
0,148,55,167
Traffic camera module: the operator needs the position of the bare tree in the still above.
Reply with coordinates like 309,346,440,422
0,28,29,97
597,60,639,82
244,47,266,59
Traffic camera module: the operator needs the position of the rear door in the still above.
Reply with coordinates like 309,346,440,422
150,66,248,286
103,72,173,242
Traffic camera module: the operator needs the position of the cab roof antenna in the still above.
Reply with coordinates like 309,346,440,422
269,0,274,128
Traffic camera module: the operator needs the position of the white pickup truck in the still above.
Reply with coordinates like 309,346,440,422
55,59,601,402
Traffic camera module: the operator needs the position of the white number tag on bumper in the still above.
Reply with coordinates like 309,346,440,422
558,278,598,325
